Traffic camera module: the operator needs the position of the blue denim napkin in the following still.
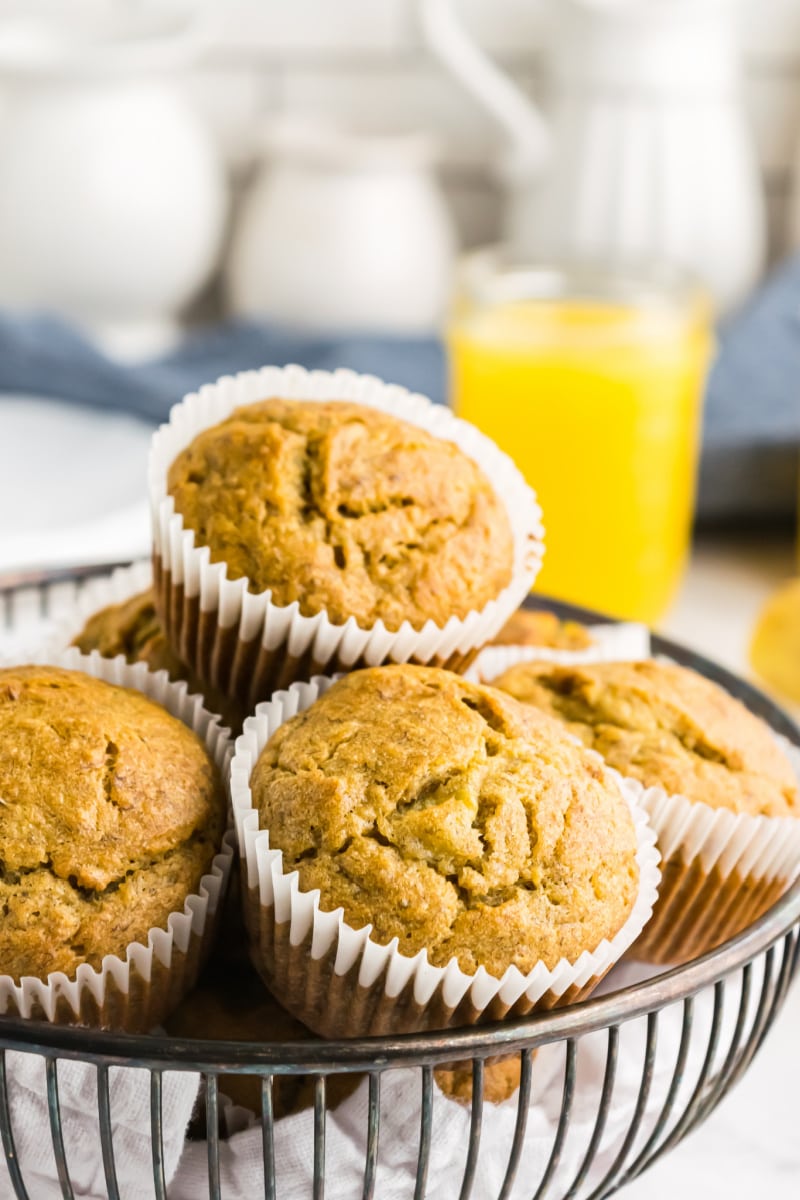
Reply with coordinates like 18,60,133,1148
0,314,446,421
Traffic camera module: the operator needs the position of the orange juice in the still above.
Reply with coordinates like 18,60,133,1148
449,267,712,623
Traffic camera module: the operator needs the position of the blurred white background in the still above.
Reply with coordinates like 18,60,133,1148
174,0,800,262
1,0,799,308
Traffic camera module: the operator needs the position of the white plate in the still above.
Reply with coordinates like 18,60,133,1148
0,394,152,573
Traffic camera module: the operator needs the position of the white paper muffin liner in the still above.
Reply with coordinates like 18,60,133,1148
631,737,800,964
0,647,234,1031
469,621,651,682
230,675,661,1038
481,643,800,965
148,365,545,711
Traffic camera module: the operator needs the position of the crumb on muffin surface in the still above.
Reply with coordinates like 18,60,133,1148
250,664,640,977
166,399,515,631
0,665,225,982
491,659,799,818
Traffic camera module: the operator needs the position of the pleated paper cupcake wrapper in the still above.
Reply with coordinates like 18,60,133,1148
469,621,651,683
231,675,661,1039
629,737,800,965
0,648,235,1032
148,365,545,712
46,559,248,734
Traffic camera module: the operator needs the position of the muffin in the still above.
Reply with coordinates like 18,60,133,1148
473,606,650,690
434,1057,522,1106
166,963,521,1118
72,587,179,675
72,586,245,732
0,655,231,1030
491,608,594,651
165,962,359,1123
167,399,514,631
232,665,659,1038
149,366,544,712
491,658,800,962
491,659,797,814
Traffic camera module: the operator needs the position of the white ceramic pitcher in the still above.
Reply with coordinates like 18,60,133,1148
419,0,765,313
226,122,457,333
0,8,229,357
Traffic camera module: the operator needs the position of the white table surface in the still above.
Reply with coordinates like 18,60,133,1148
0,395,797,1196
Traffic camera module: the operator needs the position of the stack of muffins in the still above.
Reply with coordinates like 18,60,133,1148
3,365,798,1120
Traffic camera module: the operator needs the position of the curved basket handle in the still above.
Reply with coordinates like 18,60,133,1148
416,0,550,179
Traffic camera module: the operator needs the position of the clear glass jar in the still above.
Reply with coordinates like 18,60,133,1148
448,252,713,623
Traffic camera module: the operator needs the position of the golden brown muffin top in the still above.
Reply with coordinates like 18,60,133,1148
251,664,639,976
167,399,514,631
491,608,595,650
491,659,799,818
0,665,225,980
72,589,245,732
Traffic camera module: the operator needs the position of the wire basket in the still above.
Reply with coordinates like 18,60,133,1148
0,563,798,1200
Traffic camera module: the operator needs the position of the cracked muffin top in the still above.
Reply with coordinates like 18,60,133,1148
491,608,594,650
166,399,514,631
491,659,799,818
250,664,639,976
72,589,245,731
0,665,225,982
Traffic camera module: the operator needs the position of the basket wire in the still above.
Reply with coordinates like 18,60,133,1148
0,564,798,1200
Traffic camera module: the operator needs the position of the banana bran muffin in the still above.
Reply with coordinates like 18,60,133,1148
491,608,594,651
72,588,245,731
73,588,184,677
167,964,519,1115
166,399,515,632
249,664,640,978
165,963,359,1121
0,665,226,983
491,658,800,963
490,659,798,816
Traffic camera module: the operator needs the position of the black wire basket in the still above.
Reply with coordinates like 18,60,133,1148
0,564,798,1200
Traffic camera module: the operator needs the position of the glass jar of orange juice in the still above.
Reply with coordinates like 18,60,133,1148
448,254,713,624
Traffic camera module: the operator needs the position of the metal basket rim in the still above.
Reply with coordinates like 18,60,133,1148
1,560,798,1070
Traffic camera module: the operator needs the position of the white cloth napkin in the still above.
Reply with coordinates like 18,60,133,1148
0,953,769,1199
0,1052,199,1200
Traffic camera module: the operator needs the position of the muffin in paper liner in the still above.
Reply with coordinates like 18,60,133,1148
468,621,651,682
52,559,154,646
0,647,235,1033
484,643,800,966
629,744,800,964
148,365,545,712
230,675,661,1039
49,559,246,732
